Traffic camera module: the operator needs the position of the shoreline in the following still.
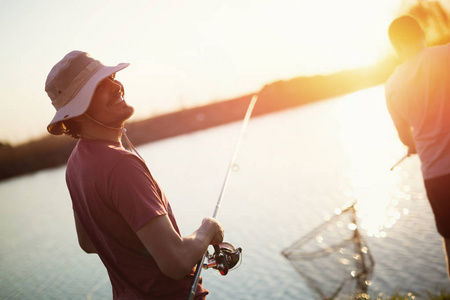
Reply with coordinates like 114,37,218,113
0,56,397,181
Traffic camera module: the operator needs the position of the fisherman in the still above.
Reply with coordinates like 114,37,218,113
45,50,224,299
385,15,450,277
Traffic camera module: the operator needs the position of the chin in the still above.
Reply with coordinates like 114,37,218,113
126,106,135,119
111,106,135,128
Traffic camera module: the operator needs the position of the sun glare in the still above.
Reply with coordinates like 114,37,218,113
2,0,403,146
286,0,395,72
336,87,411,237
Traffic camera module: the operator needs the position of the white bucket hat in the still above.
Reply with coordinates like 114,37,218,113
45,50,129,135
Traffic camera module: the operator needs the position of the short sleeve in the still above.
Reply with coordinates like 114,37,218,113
108,156,167,231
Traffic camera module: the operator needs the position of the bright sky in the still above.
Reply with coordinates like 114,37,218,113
1,0,404,145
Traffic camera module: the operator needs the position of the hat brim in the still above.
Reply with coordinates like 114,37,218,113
47,62,130,135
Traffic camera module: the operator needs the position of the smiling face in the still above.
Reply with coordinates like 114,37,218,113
85,74,134,128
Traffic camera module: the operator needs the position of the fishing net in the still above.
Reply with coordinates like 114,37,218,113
282,203,374,300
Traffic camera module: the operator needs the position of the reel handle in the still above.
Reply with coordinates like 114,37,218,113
202,242,242,276
213,244,229,275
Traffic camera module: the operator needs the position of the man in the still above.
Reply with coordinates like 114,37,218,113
385,15,450,276
45,50,224,299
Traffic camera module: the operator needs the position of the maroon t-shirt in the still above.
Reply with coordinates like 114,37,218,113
66,138,208,299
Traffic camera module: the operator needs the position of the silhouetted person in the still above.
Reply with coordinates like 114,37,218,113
45,50,224,299
385,15,450,277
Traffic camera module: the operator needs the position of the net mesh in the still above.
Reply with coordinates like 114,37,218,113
282,203,374,299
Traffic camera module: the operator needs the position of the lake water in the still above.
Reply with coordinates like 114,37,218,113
1,86,449,299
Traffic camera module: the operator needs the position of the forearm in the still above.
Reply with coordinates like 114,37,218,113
177,219,220,272
136,215,223,280
387,104,416,152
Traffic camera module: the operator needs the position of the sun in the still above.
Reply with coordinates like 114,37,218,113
269,0,398,73
305,1,394,70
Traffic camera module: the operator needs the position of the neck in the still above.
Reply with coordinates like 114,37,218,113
84,113,123,131
81,114,124,143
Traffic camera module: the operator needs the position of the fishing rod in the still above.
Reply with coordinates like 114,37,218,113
186,94,258,300
390,153,409,171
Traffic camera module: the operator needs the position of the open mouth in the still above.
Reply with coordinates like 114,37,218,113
109,91,125,106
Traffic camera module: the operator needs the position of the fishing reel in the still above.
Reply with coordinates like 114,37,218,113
202,242,242,275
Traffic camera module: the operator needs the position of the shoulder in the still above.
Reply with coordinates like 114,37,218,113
419,44,450,63
112,153,150,179
74,138,134,159
69,139,145,175
428,43,450,54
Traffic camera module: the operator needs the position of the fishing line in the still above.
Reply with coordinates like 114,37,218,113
187,94,258,300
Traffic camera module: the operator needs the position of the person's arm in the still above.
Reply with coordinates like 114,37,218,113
74,212,97,254
136,215,223,280
392,117,417,155
386,95,417,155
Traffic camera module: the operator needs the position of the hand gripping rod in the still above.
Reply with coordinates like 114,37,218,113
187,94,258,300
